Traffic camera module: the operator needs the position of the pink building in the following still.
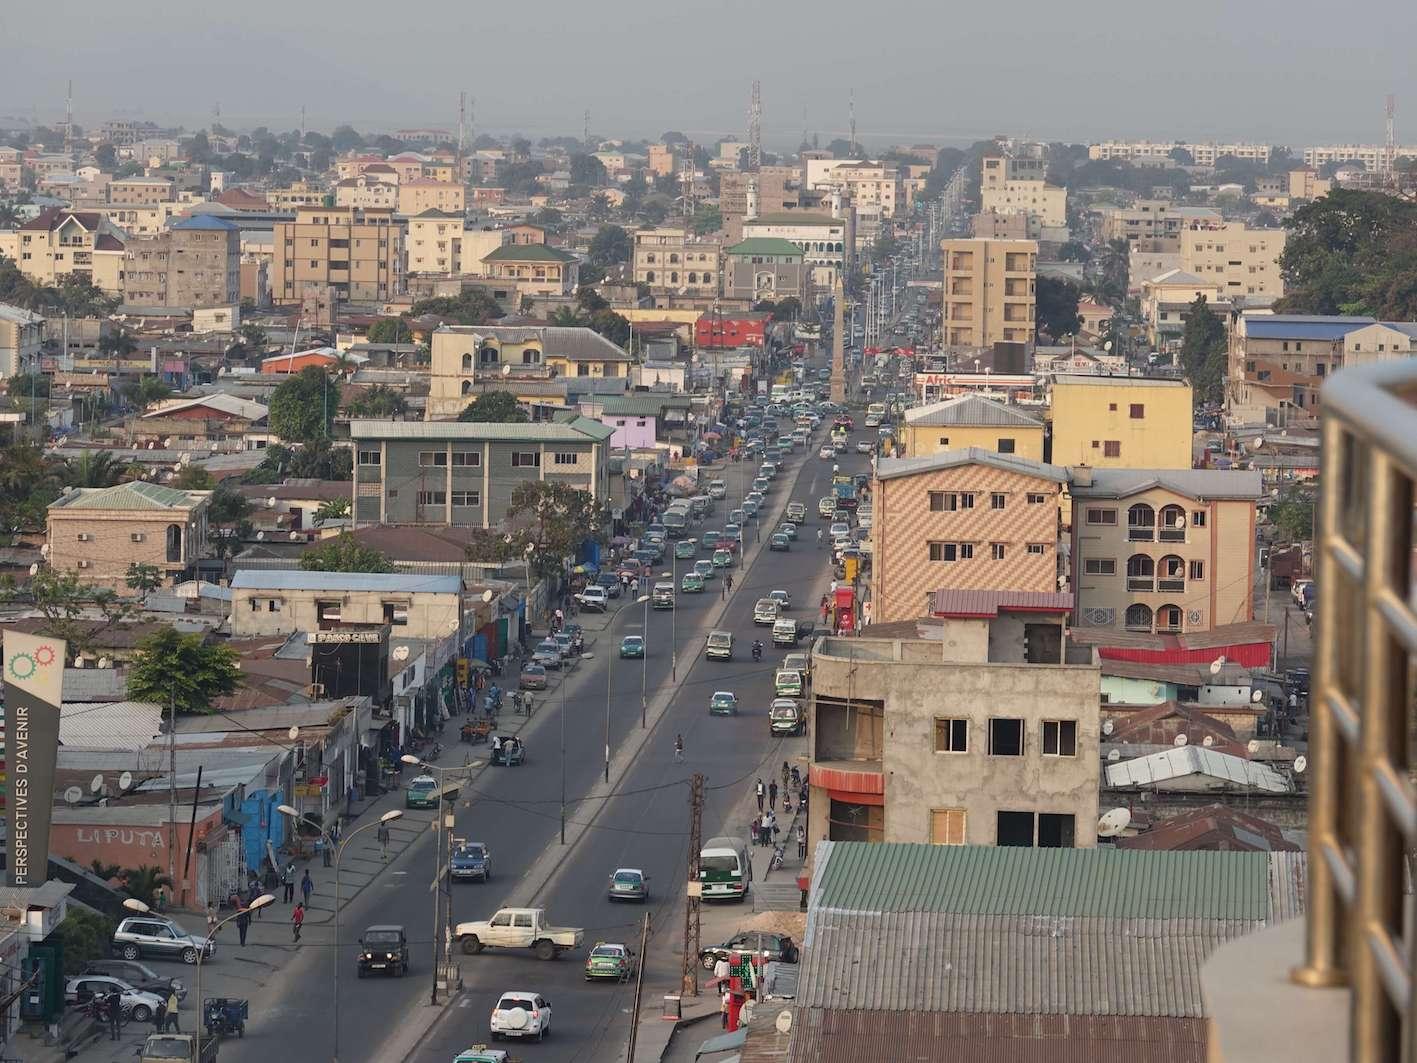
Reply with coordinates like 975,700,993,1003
598,396,691,450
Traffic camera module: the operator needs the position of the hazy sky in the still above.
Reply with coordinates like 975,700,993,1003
4,0,1415,149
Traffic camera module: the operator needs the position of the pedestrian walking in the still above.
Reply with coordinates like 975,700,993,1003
322,835,332,867
751,814,761,845
164,991,180,1032
301,869,314,906
768,780,778,811
797,824,807,861
206,902,218,938
105,989,123,1041
236,906,250,947
725,573,733,594
282,861,295,903
377,820,391,861
291,902,305,943
713,955,731,985
673,734,685,763
755,778,765,812
720,988,732,1029
153,998,166,1035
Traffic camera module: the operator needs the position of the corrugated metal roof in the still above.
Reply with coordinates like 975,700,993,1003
143,393,267,421
348,418,609,442
59,701,164,752
1242,314,1373,340
229,570,460,594
1068,468,1263,500
1105,746,1291,793
1053,374,1190,388
929,589,1074,618
810,842,1274,920
904,394,1044,428
785,1009,1207,1063
49,481,202,512
876,448,1069,484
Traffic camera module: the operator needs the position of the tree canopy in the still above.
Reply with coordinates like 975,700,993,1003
1034,275,1083,340
268,366,334,443
1179,295,1228,406
365,317,413,344
459,390,529,423
299,532,393,573
588,225,631,267
1268,486,1315,542
127,628,241,715
345,385,409,419
410,290,504,326
465,480,606,579
1275,189,1417,318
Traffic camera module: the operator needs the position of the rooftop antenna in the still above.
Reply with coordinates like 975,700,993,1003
300,104,306,140
748,80,762,171
680,145,695,219
1385,94,1397,189
64,79,73,155
801,105,808,150
583,108,591,149
212,101,221,134
457,90,466,165
848,88,857,157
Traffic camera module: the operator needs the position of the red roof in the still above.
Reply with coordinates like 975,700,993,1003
20,207,103,232
215,188,271,211
1117,804,1300,853
94,234,125,251
929,589,1074,618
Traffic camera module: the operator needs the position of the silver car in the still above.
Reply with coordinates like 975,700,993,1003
111,916,214,965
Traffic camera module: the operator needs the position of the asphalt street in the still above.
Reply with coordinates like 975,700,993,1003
214,365,872,1063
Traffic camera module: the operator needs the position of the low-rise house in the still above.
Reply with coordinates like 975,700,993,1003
131,392,268,450
596,394,693,449
229,570,463,641
47,482,210,592
479,243,579,298
0,302,44,377
898,394,1044,460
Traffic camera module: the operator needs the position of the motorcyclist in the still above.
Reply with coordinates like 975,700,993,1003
752,639,763,661
817,528,824,547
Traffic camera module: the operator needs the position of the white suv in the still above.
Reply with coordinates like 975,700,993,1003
574,586,608,612
491,990,552,1041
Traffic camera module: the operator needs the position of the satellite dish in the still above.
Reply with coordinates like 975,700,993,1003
266,497,276,508
1202,735,1214,747
1294,755,1308,774
64,786,83,805
28,563,38,576
1174,515,1186,528
288,726,300,741
392,645,410,662
1254,436,1265,449
501,364,512,376
90,774,105,794
1102,719,1114,736
775,1010,794,1035
1247,739,1260,754
1097,807,1132,837
1104,340,1113,352
256,531,266,541
289,531,301,541
98,657,111,670
1251,689,1265,703
40,544,49,557
1107,748,1121,762
118,771,134,791
481,589,495,603
1174,733,1189,746
1209,657,1226,675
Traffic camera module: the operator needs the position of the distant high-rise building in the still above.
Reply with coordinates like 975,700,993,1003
941,238,1036,348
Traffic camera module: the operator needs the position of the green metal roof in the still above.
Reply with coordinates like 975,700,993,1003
481,243,576,263
600,395,692,417
724,238,804,258
813,843,1273,920
50,481,201,512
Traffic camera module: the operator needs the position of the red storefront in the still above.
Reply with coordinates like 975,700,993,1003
696,312,770,349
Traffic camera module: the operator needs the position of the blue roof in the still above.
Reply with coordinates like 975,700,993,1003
169,214,238,231
1243,314,1374,341
229,570,460,594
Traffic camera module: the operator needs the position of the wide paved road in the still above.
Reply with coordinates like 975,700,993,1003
223,371,872,1063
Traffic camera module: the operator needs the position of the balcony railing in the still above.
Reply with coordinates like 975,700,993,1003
1159,528,1186,542
1158,578,1185,593
1127,577,1154,591
1128,527,1155,541
1156,620,1182,634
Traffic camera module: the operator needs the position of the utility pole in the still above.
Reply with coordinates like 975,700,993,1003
681,773,704,997
625,911,652,1063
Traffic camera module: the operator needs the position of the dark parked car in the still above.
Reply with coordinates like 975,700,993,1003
699,931,798,970
80,959,186,1001
358,925,409,977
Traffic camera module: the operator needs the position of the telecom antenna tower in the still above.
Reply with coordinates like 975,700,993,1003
748,80,762,171
1385,94,1398,189
848,89,857,156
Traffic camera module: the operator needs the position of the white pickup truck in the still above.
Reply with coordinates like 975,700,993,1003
454,907,584,960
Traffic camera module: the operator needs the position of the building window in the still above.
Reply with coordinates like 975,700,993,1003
991,543,1006,560
1192,510,1207,527
511,451,540,468
988,718,1024,756
929,809,967,846
990,493,1006,510
1084,558,1116,575
1027,543,1046,555
928,542,956,562
452,490,480,507
552,452,578,465
416,490,447,506
1127,504,1156,540
418,450,448,467
1103,440,1121,458
130,532,146,543
933,717,968,753
451,451,481,467
1038,813,1076,848
938,437,949,446
1042,720,1077,757
928,491,974,511
1026,492,1046,504
1086,507,1117,525
996,437,1016,453
1129,404,1145,419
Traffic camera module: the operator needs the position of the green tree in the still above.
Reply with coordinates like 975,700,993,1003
94,143,117,169
313,497,351,525
121,375,172,410
587,193,613,222
365,317,413,344
1269,487,1315,542
459,390,529,423
0,442,60,529
299,532,393,573
64,450,130,488
120,866,174,909
239,323,269,349
89,859,122,881
549,306,588,328
172,464,215,490
569,154,606,188
344,385,409,418
268,366,334,443
124,562,163,595
126,628,241,715
411,290,504,326
0,569,132,659
1035,275,1083,340
1179,295,1228,406
98,329,137,358
1276,189,1417,317
52,908,117,974
588,225,631,267
690,203,722,236
589,308,630,347
208,481,253,525
1088,239,1131,308
465,480,606,579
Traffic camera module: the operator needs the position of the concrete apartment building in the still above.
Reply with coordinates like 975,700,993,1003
808,606,1099,850
397,180,466,217
406,212,505,276
47,482,210,592
1070,468,1261,636
272,206,403,304
1301,143,1417,172
1088,141,1272,166
631,227,721,300
899,394,1045,461
1179,221,1286,302
646,143,676,176
121,215,240,309
107,177,174,206
1226,313,1374,425
809,160,904,218
1343,321,1417,366
941,238,1037,348
350,416,613,527
1139,269,1223,348
971,211,1030,240
980,154,1066,232
0,303,44,377
230,570,462,641
721,238,807,303
334,175,398,211
7,209,127,295
870,450,1068,624
267,181,328,211
1050,375,1193,469
1100,201,1221,253
479,243,578,299
742,213,850,289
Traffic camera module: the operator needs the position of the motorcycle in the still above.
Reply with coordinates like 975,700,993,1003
752,641,763,662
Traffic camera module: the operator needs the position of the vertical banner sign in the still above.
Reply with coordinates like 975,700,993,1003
4,631,65,887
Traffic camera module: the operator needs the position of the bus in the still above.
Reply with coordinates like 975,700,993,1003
698,836,751,901
864,402,886,428
770,384,791,402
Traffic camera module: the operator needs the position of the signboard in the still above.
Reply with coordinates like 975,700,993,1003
293,783,324,798
3,631,66,887
311,630,383,644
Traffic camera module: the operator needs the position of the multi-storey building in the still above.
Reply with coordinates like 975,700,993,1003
1226,313,1374,426
980,153,1066,231
1088,141,1273,166
121,215,240,309
721,238,807,303
646,144,676,177
1050,375,1193,469
9,208,127,294
350,416,613,528
940,238,1036,348
807,604,1098,850
631,227,721,300
478,243,578,299
106,177,174,206
1301,143,1417,172
1140,268,1223,348
47,481,210,592
0,303,44,377
272,206,403,304
742,213,850,289
1342,321,1417,366
334,174,398,211
406,212,505,276
869,449,1067,624
1287,168,1333,201
1070,468,1261,636
718,167,799,242
267,180,328,210
808,160,904,218
899,395,1045,461
0,147,26,190
1100,201,1222,252
230,570,462,641
397,180,465,217
1179,221,1286,302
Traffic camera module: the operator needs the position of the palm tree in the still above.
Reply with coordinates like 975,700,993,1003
90,859,122,881
549,307,587,328
120,865,173,908
65,450,130,489
0,443,51,498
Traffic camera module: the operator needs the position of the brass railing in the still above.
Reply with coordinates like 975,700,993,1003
1294,359,1417,1062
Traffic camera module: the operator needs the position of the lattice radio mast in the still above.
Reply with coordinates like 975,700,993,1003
748,80,762,171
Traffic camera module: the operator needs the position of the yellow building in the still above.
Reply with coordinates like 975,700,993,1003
941,237,1036,348
479,243,578,298
1179,221,1287,302
271,206,403,304
900,394,1045,461
10,208,127,295
267,181,329,211
1049,375,1193,470
397,180,466,217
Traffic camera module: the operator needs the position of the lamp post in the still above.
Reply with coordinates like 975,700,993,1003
124,893,274,1063
642,587,659,729
561,652,594,842
275,805,402,1062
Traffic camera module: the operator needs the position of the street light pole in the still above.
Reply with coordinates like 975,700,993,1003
277,805,401,1063
641,588,650,729
604,623,613,785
